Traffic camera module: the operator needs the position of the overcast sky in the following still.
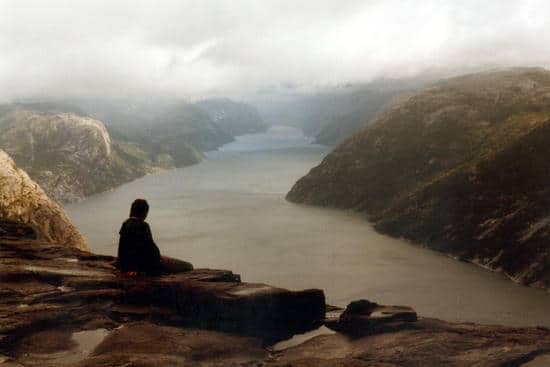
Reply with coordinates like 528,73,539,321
1,0,550,101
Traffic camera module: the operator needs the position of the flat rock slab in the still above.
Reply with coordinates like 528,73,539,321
1,235,326,353
80,321,268,367
268,318,550,367
118,272,325,337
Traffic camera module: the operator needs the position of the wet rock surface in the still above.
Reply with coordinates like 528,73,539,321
1,225,550,366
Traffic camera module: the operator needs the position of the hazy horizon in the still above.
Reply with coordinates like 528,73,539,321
2,1,550,103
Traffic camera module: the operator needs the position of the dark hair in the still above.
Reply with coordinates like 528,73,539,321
130,199,149,219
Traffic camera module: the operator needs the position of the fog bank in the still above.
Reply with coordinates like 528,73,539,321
1,0,550,101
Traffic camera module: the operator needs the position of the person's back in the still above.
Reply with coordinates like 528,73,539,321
116,199,161,275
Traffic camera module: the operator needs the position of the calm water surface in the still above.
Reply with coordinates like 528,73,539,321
65,126,550,327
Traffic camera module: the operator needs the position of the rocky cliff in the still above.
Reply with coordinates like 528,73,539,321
0,150,87,250
0,99,260,202
288,68,550,289
0,105,190,203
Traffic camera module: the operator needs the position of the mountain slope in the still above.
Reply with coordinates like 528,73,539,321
196,98,267,136
313,90,407,145
0,105,159,202
78,100,234,153
287,68,550,289
252,77,432,141
0,149,88,250
148,103,234,152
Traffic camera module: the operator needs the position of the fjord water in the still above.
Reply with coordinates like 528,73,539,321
65,126,550,327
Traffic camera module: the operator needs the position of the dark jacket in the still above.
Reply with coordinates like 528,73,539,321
115,217,161,274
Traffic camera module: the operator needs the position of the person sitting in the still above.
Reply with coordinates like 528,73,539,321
115,198,161,275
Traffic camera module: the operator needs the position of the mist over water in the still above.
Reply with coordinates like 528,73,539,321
65,126,550,327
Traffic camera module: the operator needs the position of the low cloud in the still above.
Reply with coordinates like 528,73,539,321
1,0,550,101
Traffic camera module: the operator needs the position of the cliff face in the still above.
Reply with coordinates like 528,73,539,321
0,106,174,203
287,68,550,289
0,149,88,250
0,100,247,203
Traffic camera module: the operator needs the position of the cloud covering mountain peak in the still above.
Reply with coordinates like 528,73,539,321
1,0,550,101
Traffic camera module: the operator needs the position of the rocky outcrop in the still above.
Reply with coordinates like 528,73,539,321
0,106,160,203
288,68,550,289
0,151,88,250
325,299,418,336
0,225,325,352
1,227,549,366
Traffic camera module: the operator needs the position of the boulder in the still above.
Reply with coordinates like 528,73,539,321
327,299,417,336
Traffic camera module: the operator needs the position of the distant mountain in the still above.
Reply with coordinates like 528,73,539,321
196,98,267,136
147,102,234,152
0,149,87,250
0,104,189,203
0,98,261,203
251,77,433,142
76,99,234,153
287,68,550,289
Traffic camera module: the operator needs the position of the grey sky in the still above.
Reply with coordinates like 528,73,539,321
1,0,549,101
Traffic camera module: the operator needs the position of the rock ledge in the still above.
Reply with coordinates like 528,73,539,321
1,223,549,366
